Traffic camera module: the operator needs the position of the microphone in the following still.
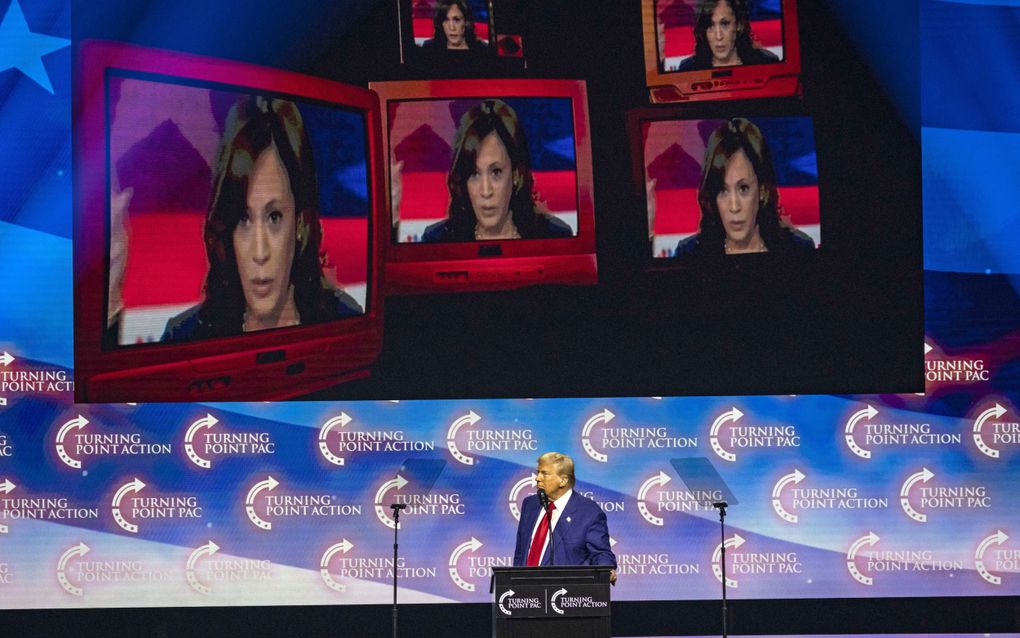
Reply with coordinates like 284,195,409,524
537,488,550,512
390,503,407,511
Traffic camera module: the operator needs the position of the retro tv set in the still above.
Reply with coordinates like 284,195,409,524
369,79,596,294
627,98,822,265
641,0,801,103
397,0,527,63
73,41,386,402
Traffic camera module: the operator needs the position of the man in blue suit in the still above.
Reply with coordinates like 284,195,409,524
513,452,617,583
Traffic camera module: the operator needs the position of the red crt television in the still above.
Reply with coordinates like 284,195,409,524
369,79,597,294
642,0,802,103
73,41,387,402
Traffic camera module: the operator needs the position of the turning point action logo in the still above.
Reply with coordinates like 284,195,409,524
975,530,1012,586
54,414,172,470
508,473,535,521
0,478,15,533
319,538,354,593
846,532,963,585
581,409,697,463
972,402,1018,459
245,476,360,531
844,404,961,459
771,469,888,524
318,411,435,467
56,543,171,596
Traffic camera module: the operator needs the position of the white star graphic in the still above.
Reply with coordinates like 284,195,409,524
0,0,69,94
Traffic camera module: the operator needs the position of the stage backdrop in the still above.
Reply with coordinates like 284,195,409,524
0,0,1019,610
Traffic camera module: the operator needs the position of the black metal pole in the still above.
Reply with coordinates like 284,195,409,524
714,501,728,638
391,504,405,638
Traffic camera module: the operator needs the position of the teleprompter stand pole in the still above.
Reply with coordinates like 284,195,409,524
713,501,729,638
391,503,406,638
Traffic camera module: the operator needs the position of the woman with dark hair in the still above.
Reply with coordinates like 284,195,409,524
162,96,361,341
421,0,488,53
673,117,814,259
675,0,780,71
422,99,573,242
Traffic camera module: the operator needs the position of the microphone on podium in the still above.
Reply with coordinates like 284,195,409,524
537,488,551,513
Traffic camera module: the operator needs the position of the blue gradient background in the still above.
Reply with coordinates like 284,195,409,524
0,0,1018,609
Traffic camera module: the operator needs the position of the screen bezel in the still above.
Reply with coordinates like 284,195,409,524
74,40,386,400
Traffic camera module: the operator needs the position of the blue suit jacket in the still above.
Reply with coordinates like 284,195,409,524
512,492,617,567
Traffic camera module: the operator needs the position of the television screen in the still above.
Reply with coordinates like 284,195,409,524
642,115,820,259
409,0,490,48
388,97,578,244
106,76,371,346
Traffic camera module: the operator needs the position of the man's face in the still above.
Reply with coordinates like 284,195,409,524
536,460,568,501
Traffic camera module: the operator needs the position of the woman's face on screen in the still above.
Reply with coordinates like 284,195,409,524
467,132,514,237
233,143,298,328
443,3,468,49
708,0,740,66
715,149,760,245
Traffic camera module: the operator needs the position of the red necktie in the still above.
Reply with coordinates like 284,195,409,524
526,503,555,567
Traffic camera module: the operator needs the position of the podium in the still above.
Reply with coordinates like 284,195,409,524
490,566,612,638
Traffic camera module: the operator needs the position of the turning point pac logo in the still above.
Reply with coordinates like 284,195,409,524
184,414,275,470
581,408,697,463
447,410,536,466
708,406,799,462
447,536,485,592
186,541,220,595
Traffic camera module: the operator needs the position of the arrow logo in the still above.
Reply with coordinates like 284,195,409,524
184,414,218,469
508,474,536,521
0,478,15,534
0,352,14,366
844,405,878,459
711,533,745,589
498,588,516,616
846,532,880,585
55,414,88,469
899,468,934,522
581,409,615,463
975,530,1009,585
637,471,671,526
111,477,146,533
550,587,567,615
320,538,355,593
446,411,481,465
973,403,1007,459
709,407,743,462
448,537,483,592
186,540,221,595
57,542,90,596
373,474,408,529
245,476,279,530
771,469,805,523
318,412,353,466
